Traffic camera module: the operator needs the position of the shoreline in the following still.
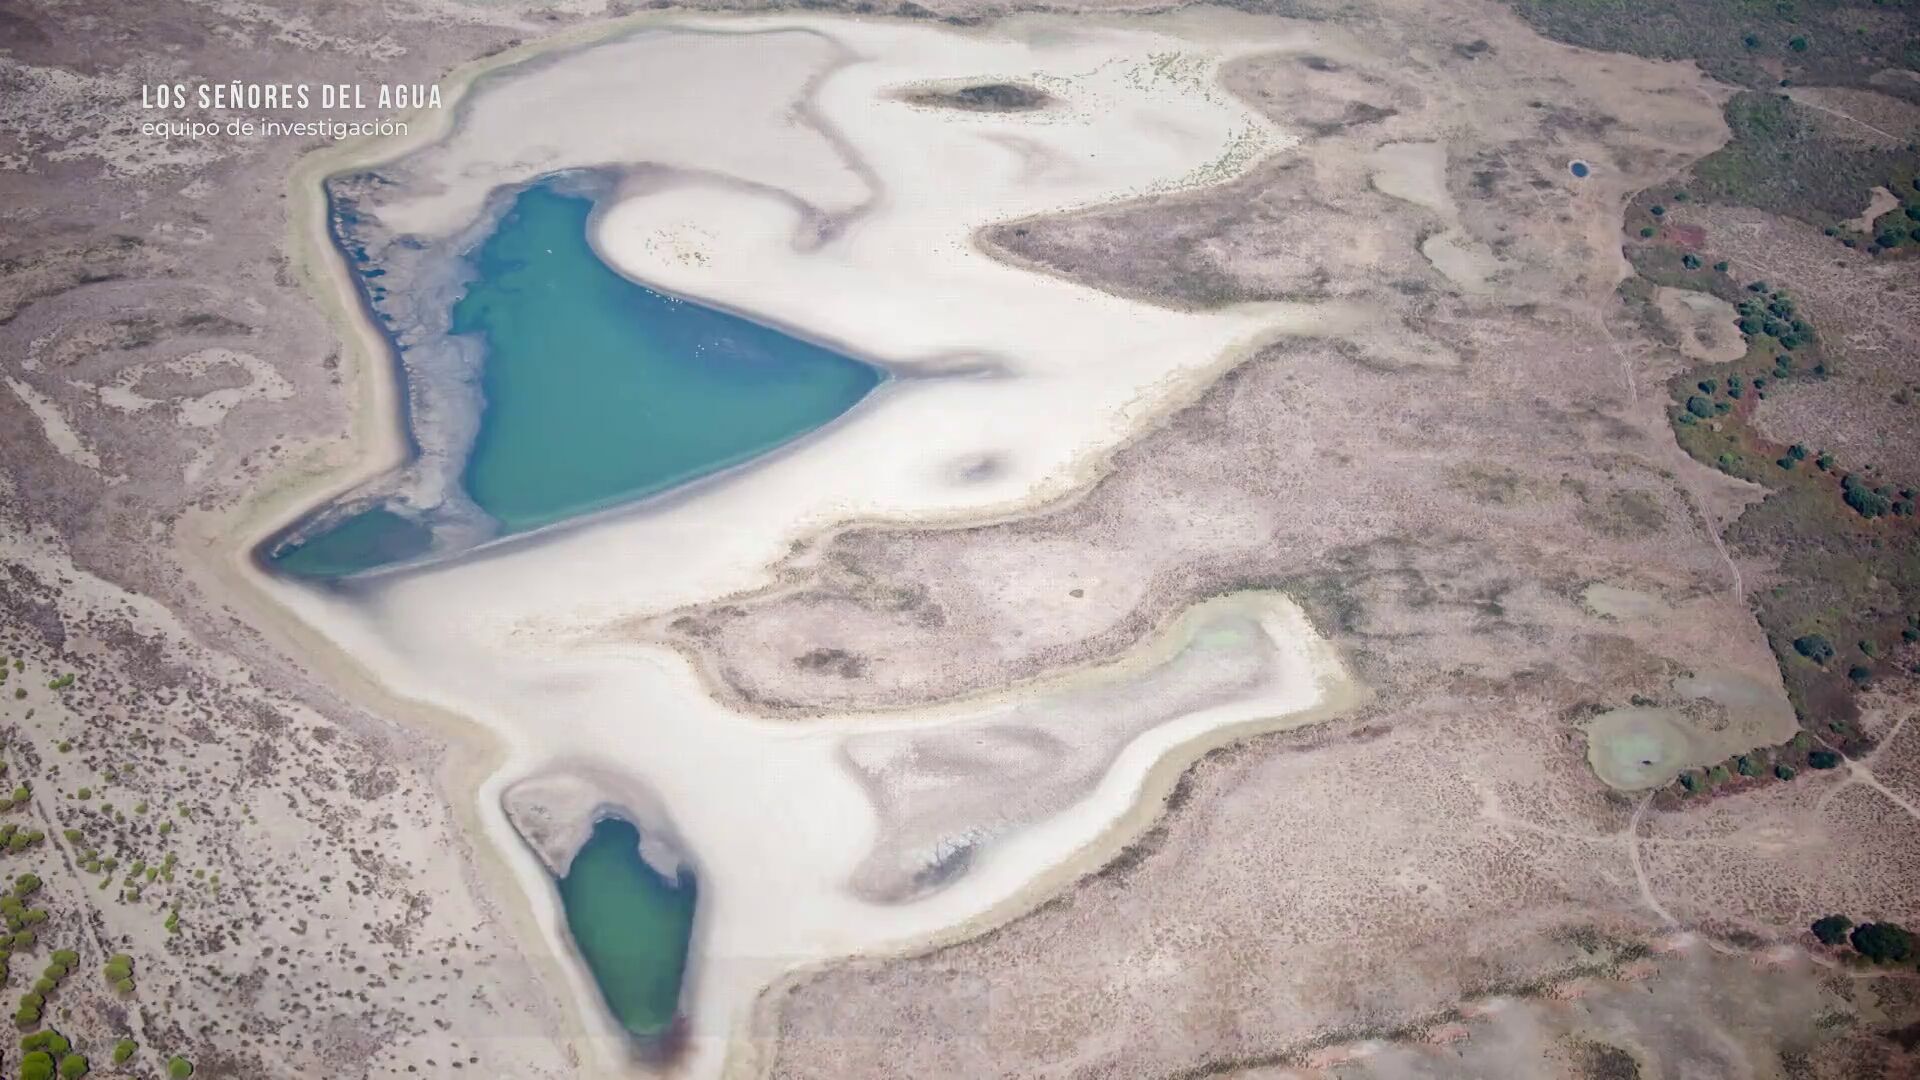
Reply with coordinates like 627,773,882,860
733,641,1366,1077
174,11,1355,1080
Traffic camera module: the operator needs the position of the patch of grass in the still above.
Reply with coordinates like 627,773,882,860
1648,277,1919,759
1504,0,1920,93
1686,93,1920,229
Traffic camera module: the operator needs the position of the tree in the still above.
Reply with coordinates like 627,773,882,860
1687,396,1715,418
1812,914,1853,944
1793,634,1834,662
1844,482,1892,518
20,1050,55,1080
1808,750,1842,769
1850,922,1915,963
1789,36,1809,52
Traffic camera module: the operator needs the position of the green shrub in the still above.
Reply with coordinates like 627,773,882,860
102,955,131,987
1850,922,1915,963
1793,635,1834,663
111,1039,134,1065
167,1056,193,1079
1842,474,1893,518
1812,914,1853,944
20,1049,54,1080
58,1052,87,1079
13,876,40,898
1737,755,1761,777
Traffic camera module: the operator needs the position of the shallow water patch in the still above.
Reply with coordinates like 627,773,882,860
455,185,883,532
264,180,883,578
557,817,697,1040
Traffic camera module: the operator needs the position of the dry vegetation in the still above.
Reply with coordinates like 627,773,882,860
649,0,1920,1075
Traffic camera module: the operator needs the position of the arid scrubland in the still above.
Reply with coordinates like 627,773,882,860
656,0,1920,1076
2,0,1919,1078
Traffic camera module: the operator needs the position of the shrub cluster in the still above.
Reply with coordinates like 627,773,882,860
1811,915,1916,964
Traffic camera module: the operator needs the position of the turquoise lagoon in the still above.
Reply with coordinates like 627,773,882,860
557,818,698,1039
271,179,876,1037
267,180,882,575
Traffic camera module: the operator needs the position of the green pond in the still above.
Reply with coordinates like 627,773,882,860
268,508,434,579
557,817,698,1039
268,179,882,575
455,184,882,530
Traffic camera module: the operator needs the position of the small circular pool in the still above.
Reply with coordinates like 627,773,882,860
1570,160,1591,178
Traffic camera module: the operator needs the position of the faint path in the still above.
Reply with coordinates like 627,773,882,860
1792,96,1904,145
1809,727,1920,823
1673,484,1745,603
1869,709,1915,766
1626,792,1678,926
1596,301,1745,603
1476,786,1677,925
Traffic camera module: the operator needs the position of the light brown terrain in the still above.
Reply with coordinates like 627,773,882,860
2,0,1918,1078
651,1,1920,1076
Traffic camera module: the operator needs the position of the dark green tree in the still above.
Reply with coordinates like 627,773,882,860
1793,634,1834,662
1812,914,1852,945
1850,922,1915,963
